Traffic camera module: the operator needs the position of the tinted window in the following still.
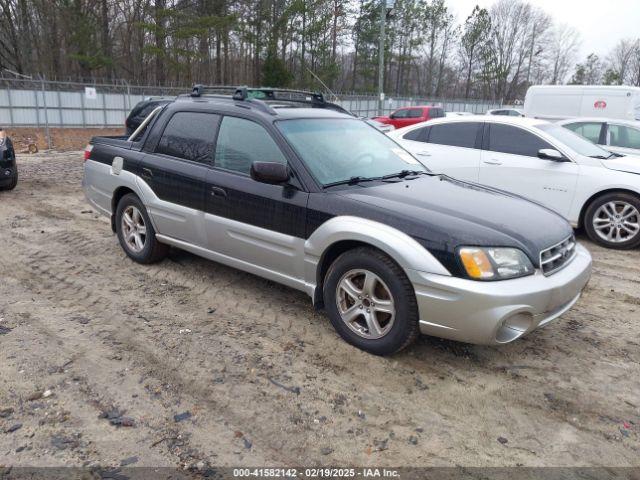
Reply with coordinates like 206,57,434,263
538,123,612,158
391,109,409,119
215,116,286,175
156,112,218,163
403,127,429,142
564,122,603,144
488,124,552,157
428,122,480,148
407,108,423,118
508,110,522,117
609,124,640,149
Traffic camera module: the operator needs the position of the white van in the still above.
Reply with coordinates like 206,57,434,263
524,85,640,122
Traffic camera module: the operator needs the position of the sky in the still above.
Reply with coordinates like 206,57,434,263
449,0,640,59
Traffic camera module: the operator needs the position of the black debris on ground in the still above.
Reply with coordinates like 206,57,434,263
174,412,192,423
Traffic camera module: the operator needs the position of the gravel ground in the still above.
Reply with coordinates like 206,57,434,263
0,152,639,470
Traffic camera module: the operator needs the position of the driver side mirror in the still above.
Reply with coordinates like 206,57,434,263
250,161,290,185
538,148,568,162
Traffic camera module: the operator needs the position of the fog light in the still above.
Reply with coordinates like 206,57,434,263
495,312,533,343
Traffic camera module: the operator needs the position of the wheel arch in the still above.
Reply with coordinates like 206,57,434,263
305,216,450,308
111,186,138,232
578,188,640,228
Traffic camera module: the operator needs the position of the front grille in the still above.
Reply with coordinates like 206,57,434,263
540,235,576,276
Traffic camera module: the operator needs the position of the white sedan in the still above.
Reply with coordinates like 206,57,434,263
557,117,640,157
390,116,640,249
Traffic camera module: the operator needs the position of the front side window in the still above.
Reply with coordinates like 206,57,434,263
277,118,426,185
563,122,603,144
428,122,480,148
407,108,423,118
609,124,640,149
215,116,287,175
156,112,219,163
391,109,409,119
538,123,613,158
488,124,553,157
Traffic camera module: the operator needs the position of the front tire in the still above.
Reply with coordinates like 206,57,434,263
323,247,419,355
584,193,640,249
115,193,169,263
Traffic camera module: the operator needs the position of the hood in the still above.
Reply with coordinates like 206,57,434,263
602,156,640,175
372,116,390,123
332,175,573,271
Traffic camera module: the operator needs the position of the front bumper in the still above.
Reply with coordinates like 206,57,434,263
407,243,592,345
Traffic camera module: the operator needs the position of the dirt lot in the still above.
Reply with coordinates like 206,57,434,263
0,152,639,470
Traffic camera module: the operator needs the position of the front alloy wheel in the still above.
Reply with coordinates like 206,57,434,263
336,269,395,339
323,247,419,355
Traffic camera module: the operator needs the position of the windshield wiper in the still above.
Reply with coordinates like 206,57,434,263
590,153,620,159
322,176,381,188
381,169,429,180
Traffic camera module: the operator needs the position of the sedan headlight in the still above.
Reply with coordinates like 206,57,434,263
458,247,534,280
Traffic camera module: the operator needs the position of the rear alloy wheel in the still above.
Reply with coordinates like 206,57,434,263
115,193,169,263
585,193,640,249
324,247,419,355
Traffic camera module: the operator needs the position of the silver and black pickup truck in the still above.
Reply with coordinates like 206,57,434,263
83,86,592,355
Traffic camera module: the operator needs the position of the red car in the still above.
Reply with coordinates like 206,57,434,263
373,106,445,129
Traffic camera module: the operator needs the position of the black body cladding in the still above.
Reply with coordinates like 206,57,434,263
89,95,573,279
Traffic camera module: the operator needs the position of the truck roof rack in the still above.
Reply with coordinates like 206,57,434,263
188,84,350,115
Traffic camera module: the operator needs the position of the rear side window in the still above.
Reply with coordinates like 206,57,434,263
564,122,603,144
156,112,219,163
428,122,480,148
403,127,429,142
215,116,287,175
609,124,640,149
488,124,552,157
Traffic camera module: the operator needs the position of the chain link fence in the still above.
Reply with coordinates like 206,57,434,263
0,76,502,147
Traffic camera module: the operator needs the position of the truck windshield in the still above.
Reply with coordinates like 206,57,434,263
276,118,427,186
537,123,615,158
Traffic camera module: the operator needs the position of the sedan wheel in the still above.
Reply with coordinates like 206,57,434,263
592,201,639,244
336,269,395,340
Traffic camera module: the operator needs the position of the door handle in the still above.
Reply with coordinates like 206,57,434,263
416,151,431,157
483,160,503,166
141,167,153,180
210,186,227,198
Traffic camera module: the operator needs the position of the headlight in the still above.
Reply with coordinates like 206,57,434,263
458,247,534,281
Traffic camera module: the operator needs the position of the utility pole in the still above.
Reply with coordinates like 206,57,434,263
377,0,386,116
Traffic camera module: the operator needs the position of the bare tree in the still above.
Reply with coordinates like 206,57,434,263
548,24,581,84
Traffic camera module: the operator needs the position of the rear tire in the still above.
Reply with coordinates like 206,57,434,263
0,171,17,191
323,247,419,355
584,193,640,250
115,193,169,263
